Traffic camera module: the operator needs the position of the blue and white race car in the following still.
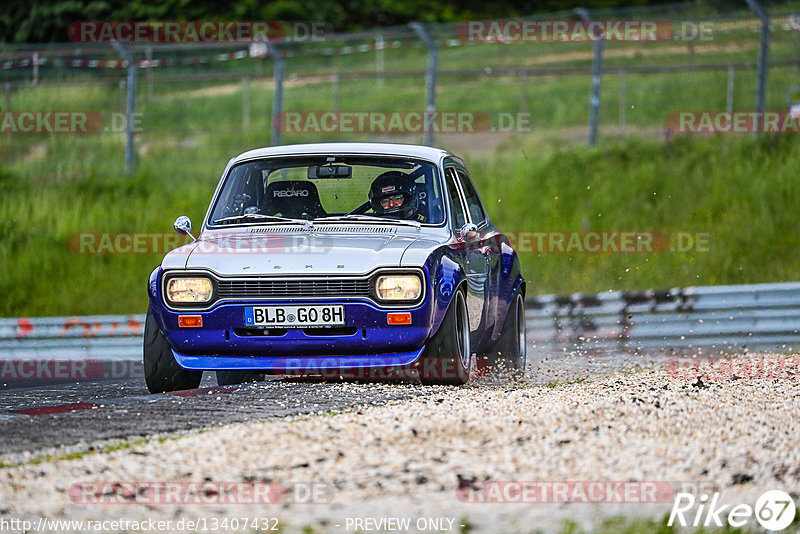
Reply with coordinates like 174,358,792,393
145,143,526,392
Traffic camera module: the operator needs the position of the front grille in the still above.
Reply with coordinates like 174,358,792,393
217,278,371,299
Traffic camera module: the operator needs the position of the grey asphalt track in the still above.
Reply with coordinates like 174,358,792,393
0,341,662,459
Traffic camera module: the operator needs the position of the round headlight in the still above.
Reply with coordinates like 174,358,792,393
166,277,213,304
375,274,422,302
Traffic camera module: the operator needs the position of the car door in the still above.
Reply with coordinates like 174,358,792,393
444,166,488,341
455,167,499,347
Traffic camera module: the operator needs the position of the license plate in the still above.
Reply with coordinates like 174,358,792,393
244,305,345,328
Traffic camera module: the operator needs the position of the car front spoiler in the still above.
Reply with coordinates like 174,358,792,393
172,347,425,372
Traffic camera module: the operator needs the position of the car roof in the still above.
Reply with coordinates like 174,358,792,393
232,143,458,164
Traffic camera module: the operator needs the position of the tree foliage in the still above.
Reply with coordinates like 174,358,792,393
3,0,683,43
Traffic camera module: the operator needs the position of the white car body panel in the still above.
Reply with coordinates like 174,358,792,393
178,229,446,276
163,143,461,276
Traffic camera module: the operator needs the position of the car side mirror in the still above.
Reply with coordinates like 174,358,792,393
174,216,196,241
458,223,479,242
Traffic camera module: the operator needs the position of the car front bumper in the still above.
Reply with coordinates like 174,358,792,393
155,299,432,371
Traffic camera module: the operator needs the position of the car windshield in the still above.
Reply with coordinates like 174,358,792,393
208,156,445,226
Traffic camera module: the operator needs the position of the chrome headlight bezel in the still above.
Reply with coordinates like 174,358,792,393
163,274,216,307
371,272,424,304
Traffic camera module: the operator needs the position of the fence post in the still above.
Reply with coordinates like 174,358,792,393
332,73,340,111
145,47,154,102
242,77,251,131
111,42,137,174
376,33,385,88
726,66,735,114
267,42,284,146
618,69,627,133
792,14,799,75
745,0,769,133
3,82,10,142
575,8,604,147
32,52,39,86
409,22,438,147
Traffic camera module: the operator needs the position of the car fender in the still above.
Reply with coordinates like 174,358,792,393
148,266,178,338
428,254,467,339
492,240,525,340
148,266,161,309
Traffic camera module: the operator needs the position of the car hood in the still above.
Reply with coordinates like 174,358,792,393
161,226,447,275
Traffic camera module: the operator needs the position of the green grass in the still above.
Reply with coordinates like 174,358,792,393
478,133,800,295
0,436,157,469
2,130,799,317
2,28,800,317
544,378,587,388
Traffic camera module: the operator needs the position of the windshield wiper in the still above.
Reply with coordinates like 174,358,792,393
312,214,421,228
212,214,310,226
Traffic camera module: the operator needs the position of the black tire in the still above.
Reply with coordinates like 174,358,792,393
143,309,202,393
489,292,527,376
216,370,265,386
418,289,472,386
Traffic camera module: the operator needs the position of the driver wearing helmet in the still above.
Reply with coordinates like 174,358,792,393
368,171,425,222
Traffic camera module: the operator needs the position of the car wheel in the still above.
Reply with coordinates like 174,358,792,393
490,292,527,376
418,289,472,386
216,370,265,386
143,309,203,394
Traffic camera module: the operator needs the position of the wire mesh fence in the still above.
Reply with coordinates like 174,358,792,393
2,1,800,171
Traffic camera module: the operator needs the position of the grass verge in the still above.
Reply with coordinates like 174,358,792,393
2,131,798,316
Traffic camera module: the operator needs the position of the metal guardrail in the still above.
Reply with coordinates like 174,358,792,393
1,281,799,364
527,281,800,352
0,315,144,360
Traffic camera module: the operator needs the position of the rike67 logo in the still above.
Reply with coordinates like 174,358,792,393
668,490,796,530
